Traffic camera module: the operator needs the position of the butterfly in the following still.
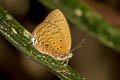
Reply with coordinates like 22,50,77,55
30,9,72,61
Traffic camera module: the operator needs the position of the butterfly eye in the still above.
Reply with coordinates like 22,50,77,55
68,52,73,58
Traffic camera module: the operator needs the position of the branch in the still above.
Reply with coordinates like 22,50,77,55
0,8,85,80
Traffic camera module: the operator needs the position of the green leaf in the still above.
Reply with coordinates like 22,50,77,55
39,0,120,52
0,8,85,80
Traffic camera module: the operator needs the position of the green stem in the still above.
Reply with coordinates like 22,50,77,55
0,8,85,80
39,0,120,52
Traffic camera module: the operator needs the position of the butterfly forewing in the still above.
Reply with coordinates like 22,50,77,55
32,9,71,60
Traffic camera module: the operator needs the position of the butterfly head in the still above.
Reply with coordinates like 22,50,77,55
68,52,73,59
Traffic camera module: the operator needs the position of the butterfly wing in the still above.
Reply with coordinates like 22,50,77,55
32,9,71,60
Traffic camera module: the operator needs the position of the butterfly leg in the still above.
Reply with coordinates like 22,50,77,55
47,54,57,64
61,58,69,67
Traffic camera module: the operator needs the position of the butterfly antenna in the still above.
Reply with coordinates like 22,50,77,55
71,38,87,52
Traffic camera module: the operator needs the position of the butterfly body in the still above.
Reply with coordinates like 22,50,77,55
30,9,72,61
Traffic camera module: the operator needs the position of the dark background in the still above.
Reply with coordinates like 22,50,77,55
0,0,120,80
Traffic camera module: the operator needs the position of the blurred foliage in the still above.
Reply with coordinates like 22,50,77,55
39,0,120,52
